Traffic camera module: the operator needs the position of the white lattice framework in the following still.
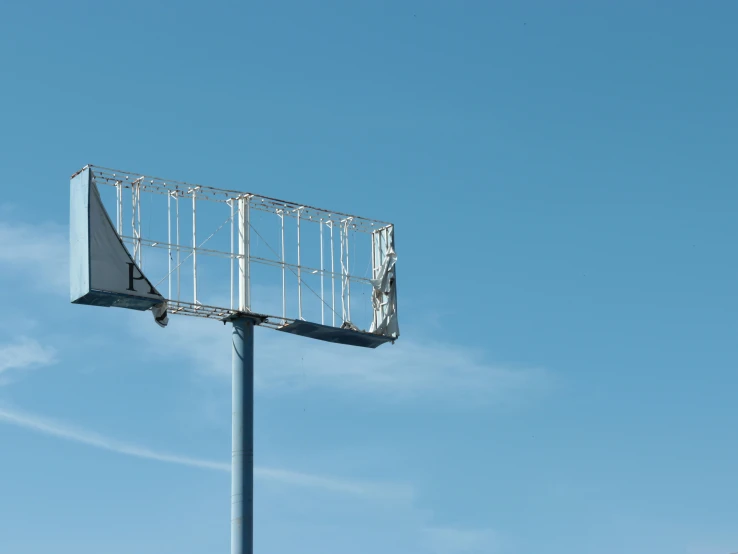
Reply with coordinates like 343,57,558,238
87,165,398,339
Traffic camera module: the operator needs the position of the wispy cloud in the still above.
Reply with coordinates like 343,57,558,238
256,467,414,501
0,406,504,552
0,405,409,499
262,334,548,401
134,314,548,404
0,405,228,471
0,220,68,293
0,337,57,383
424,526,500,554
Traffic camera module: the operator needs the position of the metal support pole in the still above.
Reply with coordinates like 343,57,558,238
231,317,254,554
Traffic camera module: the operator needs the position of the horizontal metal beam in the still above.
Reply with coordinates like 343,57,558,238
87,165,387,233
121,237,374,285
165,299,390,342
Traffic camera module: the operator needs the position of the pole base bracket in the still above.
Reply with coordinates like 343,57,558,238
221,311,269,325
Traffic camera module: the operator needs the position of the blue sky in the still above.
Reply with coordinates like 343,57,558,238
1,1,737,553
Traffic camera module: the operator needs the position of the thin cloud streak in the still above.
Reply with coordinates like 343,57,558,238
255,467,414,501
0,406,408,499
0,337,57,379
0,405,228,471
424,526,500,554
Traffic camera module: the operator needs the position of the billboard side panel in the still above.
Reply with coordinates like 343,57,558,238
70,168,91,303
70,167,164,311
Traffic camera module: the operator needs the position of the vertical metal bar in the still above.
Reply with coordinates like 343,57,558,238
131,184,136,263
238,196,250,312
116,182,122,235
137,184,142,269
167,192,172,300
192,188,198,305
231,317,254,554
346,220,351,322
230,200,234,310
382,228,388,323
297,208,302,320
280,212,285,319
119,184,123,235
371,229,377,331
246,199,250,310
339,220,345,323
320,219,324,325
176,193,180,302
115,182,119,235
330,221,335,327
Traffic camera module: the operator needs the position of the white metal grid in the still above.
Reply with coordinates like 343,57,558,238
85,165,397,337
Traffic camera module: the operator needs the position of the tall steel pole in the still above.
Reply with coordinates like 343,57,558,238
231,317,254,554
